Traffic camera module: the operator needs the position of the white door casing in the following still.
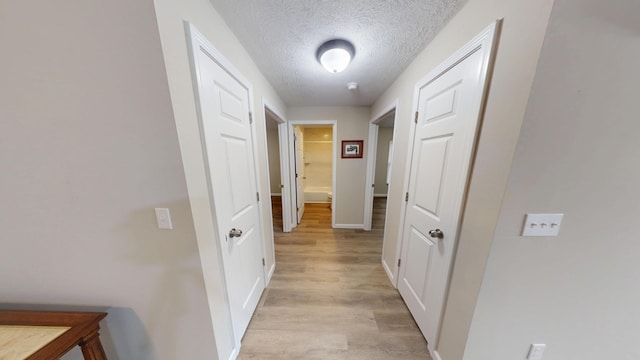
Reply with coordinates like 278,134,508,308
187,25,266,346
294,126,305,223
397,22,499,354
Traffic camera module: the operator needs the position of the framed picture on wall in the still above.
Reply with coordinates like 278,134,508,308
341,140,364,159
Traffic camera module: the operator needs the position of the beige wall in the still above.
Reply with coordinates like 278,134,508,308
463,0,640,358
152,0,287,358
266,128,282,194
371,0,555,358
288,107,370,226
0,0,217,359
374,128,394,195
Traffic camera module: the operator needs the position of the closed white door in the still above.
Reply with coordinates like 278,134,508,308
193,41,265,342
398,25,496,349
294,127,305,223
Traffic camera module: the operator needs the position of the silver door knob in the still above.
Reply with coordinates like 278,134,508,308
228,228,243,238
428,229,444,239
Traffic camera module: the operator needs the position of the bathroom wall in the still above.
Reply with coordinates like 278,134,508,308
302,126,333,191
374,128,394,196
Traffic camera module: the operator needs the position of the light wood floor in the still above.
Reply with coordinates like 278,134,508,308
237,197,431,359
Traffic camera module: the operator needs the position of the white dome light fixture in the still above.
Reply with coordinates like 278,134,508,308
316,39,355,73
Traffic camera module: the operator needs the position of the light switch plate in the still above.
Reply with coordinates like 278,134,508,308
155,208,173,230
522,213,563,236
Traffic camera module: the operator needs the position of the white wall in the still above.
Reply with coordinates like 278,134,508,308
288,107,371,226
0,0,217,359
370,0,555,358
374,128,394,196
152,0,287,358
266,128,282,195
463,0,640,359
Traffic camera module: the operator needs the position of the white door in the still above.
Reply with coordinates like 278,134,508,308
193,41,265,342
294,127,305,223
398,24,497,350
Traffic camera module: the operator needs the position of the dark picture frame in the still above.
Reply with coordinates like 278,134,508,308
341,140,364,159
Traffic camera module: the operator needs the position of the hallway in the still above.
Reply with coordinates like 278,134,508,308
238,198,431,359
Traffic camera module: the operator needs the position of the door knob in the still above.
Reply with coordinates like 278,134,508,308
228,228,243,238
428,229,444,239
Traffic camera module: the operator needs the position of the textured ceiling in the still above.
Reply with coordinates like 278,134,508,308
209,0,466,106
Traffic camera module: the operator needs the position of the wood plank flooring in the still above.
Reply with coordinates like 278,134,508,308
238,198,431,359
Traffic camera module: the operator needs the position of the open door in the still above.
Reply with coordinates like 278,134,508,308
294,126,305,223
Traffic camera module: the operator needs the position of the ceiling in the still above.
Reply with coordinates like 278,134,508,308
209,0,467,107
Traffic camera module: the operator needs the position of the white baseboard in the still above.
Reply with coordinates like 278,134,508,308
373,194,388,198
304,201,330,204
333,223,364,229
433,350,443,360
270,193,281,196
228,347,239,360
382,258,396,286
266,263,276,285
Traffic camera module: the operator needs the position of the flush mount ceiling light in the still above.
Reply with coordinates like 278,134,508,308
316,39,355,73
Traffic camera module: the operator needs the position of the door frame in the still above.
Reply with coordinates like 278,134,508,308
185,22,268,356
288,120,337,228
363,100,399,231
262,98,293,233
395,21,499,356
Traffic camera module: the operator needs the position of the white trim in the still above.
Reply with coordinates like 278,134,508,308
396,20,501,353
363,124,378,231
288,120,338,228
226,348,239,360
333,223,365,229
381,258,395,283
373,193,388,198
270,193,282,196
266,263,276,283
432,351,444,360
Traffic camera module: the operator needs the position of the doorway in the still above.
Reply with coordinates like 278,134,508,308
264,104,291,233
364,103,398,233
288,120,337,228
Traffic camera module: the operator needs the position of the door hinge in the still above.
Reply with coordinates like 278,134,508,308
262,258,266,266
398,259,401,267
414,111,419,124
295,173,298,178
405,192,409,202
296,207,299,211
256,192,260,202
249,112,253,124
280,184,284,189
371,184,375,188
